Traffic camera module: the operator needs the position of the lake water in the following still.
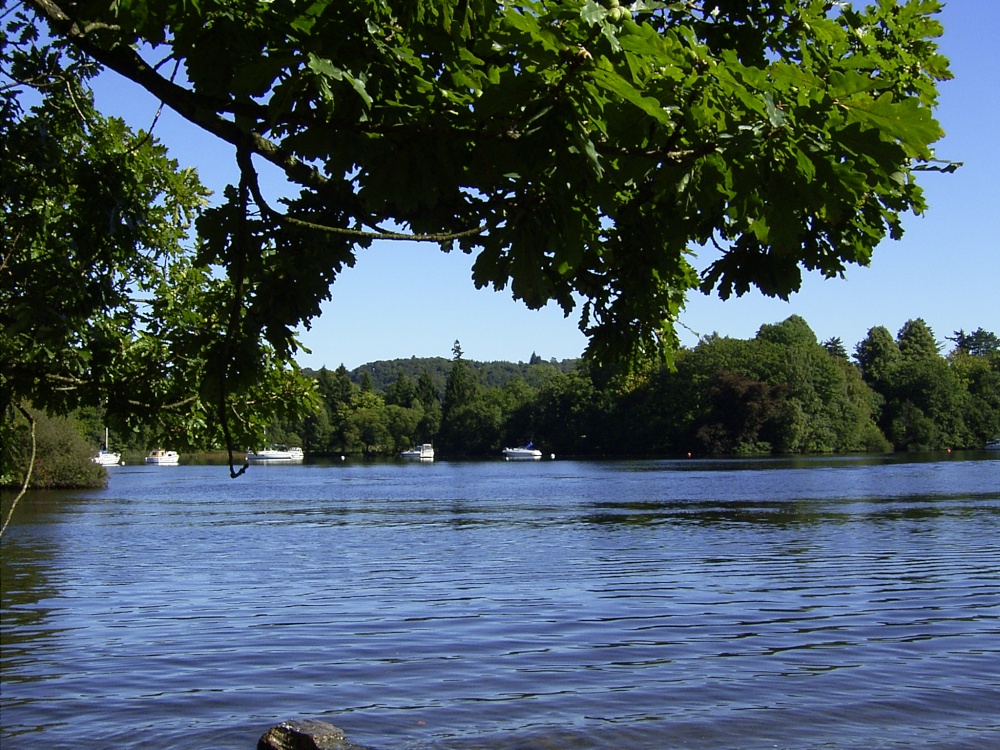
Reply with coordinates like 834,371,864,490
2,454,999,750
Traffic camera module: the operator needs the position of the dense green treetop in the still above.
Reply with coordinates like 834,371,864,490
755,314,818,348
4,0,954,463
897,317,939,360
949,329,1000,359
822,337,849,359
854,324,900,384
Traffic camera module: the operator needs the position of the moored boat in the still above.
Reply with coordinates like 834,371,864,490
92,428,122,465
246,446,304,463
145,449,180,465
400,444,435,461
503,444,543,461
985,438,1000,451
92,450,122,466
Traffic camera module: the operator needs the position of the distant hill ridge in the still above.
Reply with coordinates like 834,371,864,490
303,355,580,393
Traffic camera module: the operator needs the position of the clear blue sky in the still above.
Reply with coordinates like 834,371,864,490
91,2,998,370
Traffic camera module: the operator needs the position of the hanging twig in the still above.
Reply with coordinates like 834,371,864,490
219,148,253,479
0,404,37,539
127,59,177,154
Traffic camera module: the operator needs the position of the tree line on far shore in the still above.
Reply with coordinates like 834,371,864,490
3,315,997,489
271,316,1000,458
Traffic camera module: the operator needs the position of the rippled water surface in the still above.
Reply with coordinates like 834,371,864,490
2,454,999,750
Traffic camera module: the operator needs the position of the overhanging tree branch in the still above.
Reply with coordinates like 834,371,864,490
235,149,483,243
31,0,487,244
28,0,328,190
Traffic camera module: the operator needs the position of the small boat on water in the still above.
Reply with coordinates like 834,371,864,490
92,450,122,466
246,446,304,463
503,444,543,461
400,444,435,461
985,438,1000,451
90,448,122,466
145,449,180,465
92,428,122,466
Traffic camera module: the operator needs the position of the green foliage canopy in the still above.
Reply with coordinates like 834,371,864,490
0,15,318,467
5,0,954,454
852,318,999,450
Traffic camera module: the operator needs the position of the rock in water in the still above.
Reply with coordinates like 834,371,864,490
257,719,366,750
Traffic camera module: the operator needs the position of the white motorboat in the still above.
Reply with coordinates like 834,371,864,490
92,428,122,465
145,449,180,465
400,444,435,461
246,446,304,463
503,444,543,461
985,438,1000,451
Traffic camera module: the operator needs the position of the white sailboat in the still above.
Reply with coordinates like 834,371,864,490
92,428,122,466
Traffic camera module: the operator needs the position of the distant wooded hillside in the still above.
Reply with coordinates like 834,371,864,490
304,355,580,394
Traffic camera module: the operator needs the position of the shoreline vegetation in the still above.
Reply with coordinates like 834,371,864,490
3,317,998,492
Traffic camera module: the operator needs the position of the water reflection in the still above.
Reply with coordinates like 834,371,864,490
579,492,998,528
